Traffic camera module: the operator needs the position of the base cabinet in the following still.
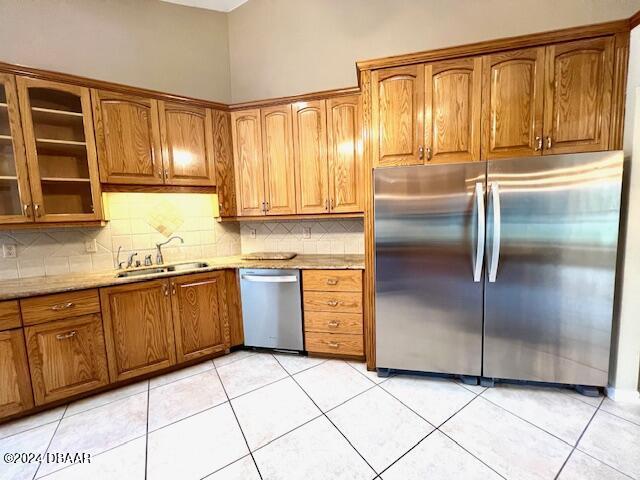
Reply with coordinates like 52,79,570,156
25,314,109,405
0,329,34,417
100,279,176,382
170,272,230,362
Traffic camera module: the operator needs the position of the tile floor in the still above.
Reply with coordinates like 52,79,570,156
1,350,639,480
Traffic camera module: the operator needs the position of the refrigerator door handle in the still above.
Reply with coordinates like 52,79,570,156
473,182,485,282
488,182,501,282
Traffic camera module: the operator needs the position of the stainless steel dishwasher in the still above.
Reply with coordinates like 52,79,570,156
239,269,303,351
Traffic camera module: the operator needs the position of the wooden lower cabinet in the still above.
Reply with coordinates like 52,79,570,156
170,272,229,362
25,314,109,405
0,329,34,417
100,279,176,382
225,270,244,347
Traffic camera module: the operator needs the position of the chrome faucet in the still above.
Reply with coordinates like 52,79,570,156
155,236,184,265
126,252,138,269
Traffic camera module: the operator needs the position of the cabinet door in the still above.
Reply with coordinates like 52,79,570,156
100,280,176,382
170,271,229,363
261,104,296,215
231,109,265,216
212,110,237,217
25,314,108,405
0,329,34,418
481,48,545,159
327,95,363,213
543,37,614,154
92,90,164,185
293,100,329,214
159,102,216,186
371,65,424,167
425,58,482,163
17,77,103,222
225,270,244,347
0,74,32,225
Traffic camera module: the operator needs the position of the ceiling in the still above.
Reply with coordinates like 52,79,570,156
160,0,249,12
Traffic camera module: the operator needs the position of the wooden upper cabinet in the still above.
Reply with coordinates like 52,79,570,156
293,100,329,214
543,37,614,154
231,109,265,216
159,102,216,186
0,74,32,225
92,90,163,185
0,329,34,418
25,314,109,405
170,271,229,363
261,105,297,215
327,95,363,213
481,47,545,160
212,110,237,217
17,77,103,222
371,65,424,167
100,280,176,382
425,58,482,163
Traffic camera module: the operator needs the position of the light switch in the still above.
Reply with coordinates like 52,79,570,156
2,244,16,258
303,227,311,239
85,239,98,253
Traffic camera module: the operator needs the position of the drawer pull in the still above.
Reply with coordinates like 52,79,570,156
326,278,339,285
328,320,340,328
327,300,339,307
56,330,77,340
327,341,340,348
51,302,74,311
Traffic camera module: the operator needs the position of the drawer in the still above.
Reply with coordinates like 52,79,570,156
304,311,363,335
21,289,101,326
304,291,362,314
305,332,363,356
0,300,21,331
303,270,362,292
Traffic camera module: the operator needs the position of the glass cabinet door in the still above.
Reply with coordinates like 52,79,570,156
17,77,103,222
0,74,32,224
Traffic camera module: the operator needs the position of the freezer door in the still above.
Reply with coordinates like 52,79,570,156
484,152,623,386
375,163,486,376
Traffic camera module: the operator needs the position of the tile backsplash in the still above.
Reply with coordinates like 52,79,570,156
0,193,241,280
240,219,364,255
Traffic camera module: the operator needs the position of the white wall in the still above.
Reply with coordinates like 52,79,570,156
0,0,231,102
228,0,640,102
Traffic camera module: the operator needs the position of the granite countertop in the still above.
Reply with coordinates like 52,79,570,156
0,254,365,301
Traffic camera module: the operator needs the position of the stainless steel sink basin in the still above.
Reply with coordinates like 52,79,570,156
115,262,209,278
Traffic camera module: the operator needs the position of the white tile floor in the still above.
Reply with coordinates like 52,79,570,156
1,350,639,480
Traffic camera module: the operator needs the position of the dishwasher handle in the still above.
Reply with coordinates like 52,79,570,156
241,274,298,283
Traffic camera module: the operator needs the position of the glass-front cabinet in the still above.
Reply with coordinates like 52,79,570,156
0,74,32,224
16,77,103,223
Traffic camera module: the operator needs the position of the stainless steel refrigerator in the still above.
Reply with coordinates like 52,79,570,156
374,151,623,387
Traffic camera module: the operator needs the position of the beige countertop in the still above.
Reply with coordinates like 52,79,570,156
0,254,365,301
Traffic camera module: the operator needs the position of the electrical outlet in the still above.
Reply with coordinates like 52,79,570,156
85,239,98,253
249,228,256,239
2,244,17,258
303,227,311,239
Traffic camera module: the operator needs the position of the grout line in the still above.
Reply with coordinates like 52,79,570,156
148,361,216,391
144,379,150,480
61,383,150,421
596,405,640,428
0,416,65,443
31,404,67,480
344,360,395,385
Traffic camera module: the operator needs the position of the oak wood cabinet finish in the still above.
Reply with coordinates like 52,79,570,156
225,270,244,347
327,95,363,212
293,100,329,214
303,291,363,314
159,102,216,186
20,289,101,326
305,332,364,356
0,73,32,225
261,104,297,215
231,108,265,216
302,270,362,292
425,57,482,163
0,300,21,331
371,65,424,167
25,314,109,405
304,311,363,335
0,329,34,417
170,272,229,363
100,279,176,382
17,77,104,223
212,110,237,217
543,37,614,154
92,90,164,185
481,47,545,160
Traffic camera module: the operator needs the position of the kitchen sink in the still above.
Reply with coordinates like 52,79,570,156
115,262,209,278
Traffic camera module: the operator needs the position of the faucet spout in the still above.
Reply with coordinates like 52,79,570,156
155,236,184,265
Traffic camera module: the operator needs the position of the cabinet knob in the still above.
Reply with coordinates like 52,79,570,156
327,341,340,348
34,204,42,217
51,302,74,311
535,136,542,151
418,145,425,160
326,278,339,286
163,285,169,296
328,320,340,328
23,204,31,217
546,136,552,149
426,146,432,161
56,330,77,340
327,300,339,307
